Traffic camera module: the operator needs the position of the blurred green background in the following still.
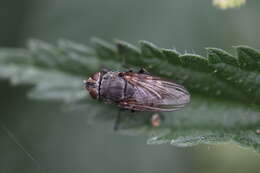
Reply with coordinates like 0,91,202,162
1,0,260,173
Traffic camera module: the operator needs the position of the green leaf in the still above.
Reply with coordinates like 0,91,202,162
116,40,141,67
179,54,212,72
0,38,260,152
162,48,181,66
235,45,260,71
207,47,239,66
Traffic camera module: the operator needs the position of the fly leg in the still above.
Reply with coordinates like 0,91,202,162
114,108,132,130
101,68,110,74
114,109,122,131
119,69,133,77
138,68,150,75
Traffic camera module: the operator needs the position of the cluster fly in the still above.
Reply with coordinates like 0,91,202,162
84,68,190,129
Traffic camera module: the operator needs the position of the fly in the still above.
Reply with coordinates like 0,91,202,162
84,68,190,111
84,68,190,129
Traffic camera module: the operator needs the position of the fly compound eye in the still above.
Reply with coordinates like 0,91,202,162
91,72,100,81
89,89,98,99
87,82,95,87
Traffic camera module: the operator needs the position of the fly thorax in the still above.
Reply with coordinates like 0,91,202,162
99,72,126,102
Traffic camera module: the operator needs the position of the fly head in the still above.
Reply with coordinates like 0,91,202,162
84,72,101,99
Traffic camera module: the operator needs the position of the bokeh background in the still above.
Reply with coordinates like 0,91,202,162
1,0,260,173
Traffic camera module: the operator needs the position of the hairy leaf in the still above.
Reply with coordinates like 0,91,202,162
0,38,260,151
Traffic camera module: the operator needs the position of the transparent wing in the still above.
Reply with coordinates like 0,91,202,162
120,72,190,112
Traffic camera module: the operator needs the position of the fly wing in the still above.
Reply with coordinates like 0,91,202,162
120,72,190,112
